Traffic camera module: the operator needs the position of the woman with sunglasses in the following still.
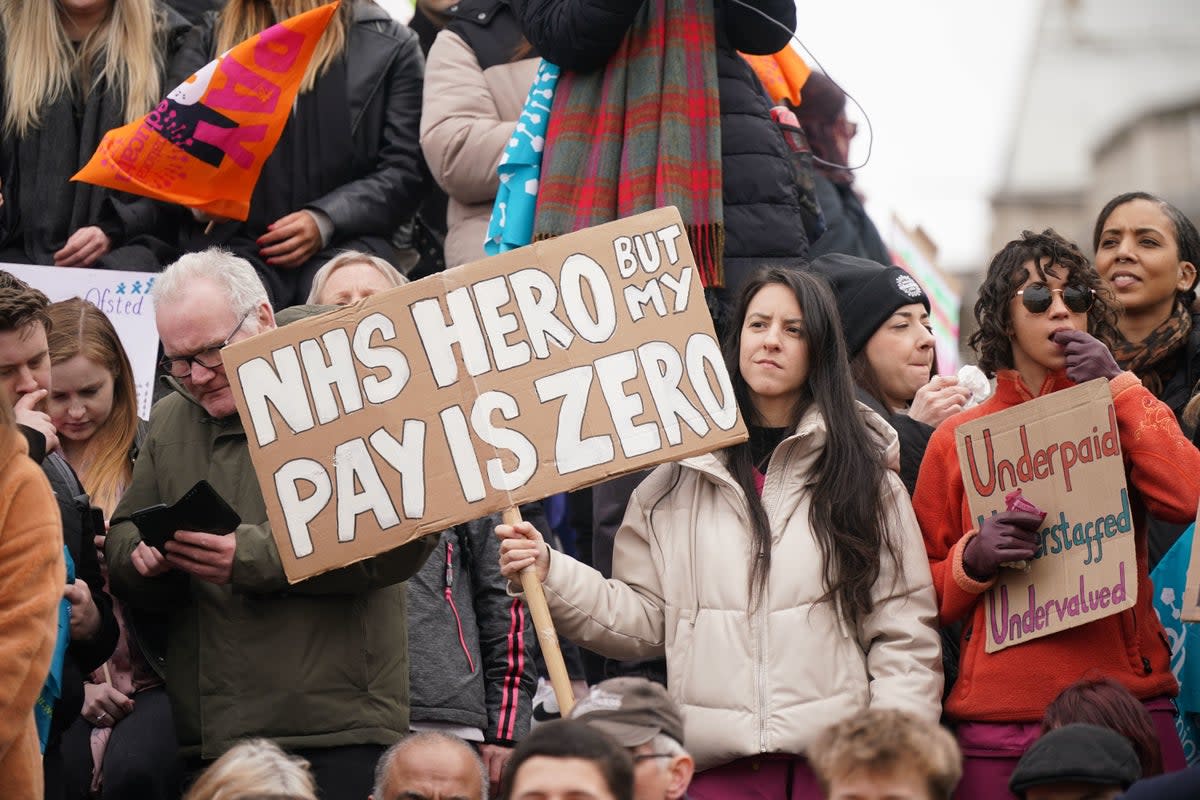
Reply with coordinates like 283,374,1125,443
913,229,1200,797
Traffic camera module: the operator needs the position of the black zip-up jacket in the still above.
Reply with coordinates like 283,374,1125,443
406,516,537,745
510,0,809,295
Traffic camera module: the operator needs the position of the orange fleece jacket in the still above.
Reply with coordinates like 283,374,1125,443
913,370,1200,723
0,427,66,799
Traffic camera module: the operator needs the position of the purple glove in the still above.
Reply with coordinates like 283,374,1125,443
1053,330,1122,383
963,509,1045,581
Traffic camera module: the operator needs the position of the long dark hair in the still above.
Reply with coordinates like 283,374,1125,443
1092,191,1200,307
969,229,1120,377
722,268,895,627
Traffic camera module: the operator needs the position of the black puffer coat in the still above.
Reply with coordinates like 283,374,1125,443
511,0,809,296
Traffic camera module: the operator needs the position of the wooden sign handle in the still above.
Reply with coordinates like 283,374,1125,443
503,506,576,717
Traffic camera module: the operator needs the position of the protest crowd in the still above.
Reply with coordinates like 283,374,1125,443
5,1,1200,799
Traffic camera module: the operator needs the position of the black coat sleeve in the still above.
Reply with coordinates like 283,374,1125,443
307,25,428,238
464,516,537,744
510,0,646,72
70,510,119,675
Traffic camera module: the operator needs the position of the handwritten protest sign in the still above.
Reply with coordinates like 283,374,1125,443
1,262,158,418
72,2,339,220
222,207,748,582
956,380,1135,652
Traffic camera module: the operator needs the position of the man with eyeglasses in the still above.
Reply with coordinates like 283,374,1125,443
570,678,694,800
105,248,436,800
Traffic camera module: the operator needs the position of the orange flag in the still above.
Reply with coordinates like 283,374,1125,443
741,44,810,107
72,1,340,221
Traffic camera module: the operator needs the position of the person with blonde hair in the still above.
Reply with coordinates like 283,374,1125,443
183,739,318,800
809,709,963,800
0,0,191,268
44,299,141,518
170,0,427,308
44,298,183,800
0,387,68,799
306,250,408,305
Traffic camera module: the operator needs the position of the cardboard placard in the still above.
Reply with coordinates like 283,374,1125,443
1181,503,1200,623
1,262,159,418
955,380,1135,652
223,207,748,582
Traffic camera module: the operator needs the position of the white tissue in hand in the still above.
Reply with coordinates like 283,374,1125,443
957,364,992,407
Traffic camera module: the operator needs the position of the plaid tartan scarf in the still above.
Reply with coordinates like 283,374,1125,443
532,0,725,287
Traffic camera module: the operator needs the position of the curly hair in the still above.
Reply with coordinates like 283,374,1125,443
968,230,1120,377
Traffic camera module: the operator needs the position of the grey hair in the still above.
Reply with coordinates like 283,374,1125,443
372,732,488,800
306,250,408,304
644,733,688,774
152,247,269,315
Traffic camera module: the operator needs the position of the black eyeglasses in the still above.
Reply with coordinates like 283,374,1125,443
159,309,252,378
1015,284,1095,314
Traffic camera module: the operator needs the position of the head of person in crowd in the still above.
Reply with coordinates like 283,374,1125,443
182,738,318,800
1041,677,1163,778
0,270,51,403
809,253,968,428
370,731,487,800
1,0,163,138
307,250,409,306
1093,191,1199,341
44,298,138,515
570,678,693,800
723,266,896,626
152,248,276,420
216,0,353,93
791,71,856,182
969,229,1120,388
500,719,634,800
809,708,962,800
1009,723,1141,800
1093,192,1200,426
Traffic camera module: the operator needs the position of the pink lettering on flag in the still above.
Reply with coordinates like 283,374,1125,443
254,24,306,73
206,58,282,114
193,121,269,169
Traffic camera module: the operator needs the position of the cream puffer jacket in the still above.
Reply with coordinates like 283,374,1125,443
540,405,943,770
420,27,539,268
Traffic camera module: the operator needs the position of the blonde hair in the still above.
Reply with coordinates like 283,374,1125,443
216,0,351,95
809,709,963,800
307,250,408,304
1,0,164,138
45,299,139,517
183,739,318,800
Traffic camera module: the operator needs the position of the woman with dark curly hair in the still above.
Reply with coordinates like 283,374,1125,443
913,229,1200,798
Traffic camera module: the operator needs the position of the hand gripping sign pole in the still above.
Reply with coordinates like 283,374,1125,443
502,506,575,716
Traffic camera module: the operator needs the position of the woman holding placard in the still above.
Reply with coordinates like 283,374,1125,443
497,267,942,798
913,229,1200,797
44,298,180,800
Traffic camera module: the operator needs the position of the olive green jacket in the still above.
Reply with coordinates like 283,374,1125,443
108,372,435,759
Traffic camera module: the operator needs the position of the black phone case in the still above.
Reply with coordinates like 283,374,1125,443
131,480,241,550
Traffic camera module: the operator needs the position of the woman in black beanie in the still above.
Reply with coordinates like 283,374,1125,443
809,252,970,494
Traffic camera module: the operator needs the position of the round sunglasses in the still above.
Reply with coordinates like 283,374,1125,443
1015,283,1095,314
